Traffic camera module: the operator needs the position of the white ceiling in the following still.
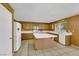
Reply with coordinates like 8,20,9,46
10,3,79,23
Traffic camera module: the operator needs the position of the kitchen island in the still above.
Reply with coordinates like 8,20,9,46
33,32,57,50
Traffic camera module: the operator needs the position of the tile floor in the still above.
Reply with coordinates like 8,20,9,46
14,40,79,56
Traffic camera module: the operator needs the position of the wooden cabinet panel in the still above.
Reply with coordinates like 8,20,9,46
22,23,33,30
21,33,35,40
20,22,51,30
48,33,59,42
34,39,54,50
54,37,59,42
65,36,71,45
67,15,79,47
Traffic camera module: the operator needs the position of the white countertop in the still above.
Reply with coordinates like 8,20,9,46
64,32,72,36
21,30,72,36
21,31,33,33
33,32,57,39
48,31,59,34
21,30,59,34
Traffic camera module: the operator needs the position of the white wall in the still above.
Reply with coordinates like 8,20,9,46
0,4,12,56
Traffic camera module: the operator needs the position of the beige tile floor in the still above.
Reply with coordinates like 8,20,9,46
14,40,79,56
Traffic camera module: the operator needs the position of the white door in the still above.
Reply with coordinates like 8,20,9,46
0,4,12,55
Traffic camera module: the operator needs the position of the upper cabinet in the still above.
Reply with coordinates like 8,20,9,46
20,22,51,31
51,24,54,30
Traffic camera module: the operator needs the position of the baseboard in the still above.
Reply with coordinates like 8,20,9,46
71,45,79,48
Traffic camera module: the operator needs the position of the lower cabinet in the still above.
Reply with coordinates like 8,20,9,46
48,33,59,42
54,37,59,42
59,34,71,45
21,33,35,40
65,36,71,45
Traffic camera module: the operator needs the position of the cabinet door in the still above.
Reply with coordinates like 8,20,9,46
0,4,12,56
65,36,71,45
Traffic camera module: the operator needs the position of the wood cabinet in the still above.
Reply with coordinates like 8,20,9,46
34,39,54,50
65,36,71,45
67,15,79,47
22,23,33,30
20,22,52,30
21,33,35,40
59,34,71,46
48,33,59,42
54,36,59,42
